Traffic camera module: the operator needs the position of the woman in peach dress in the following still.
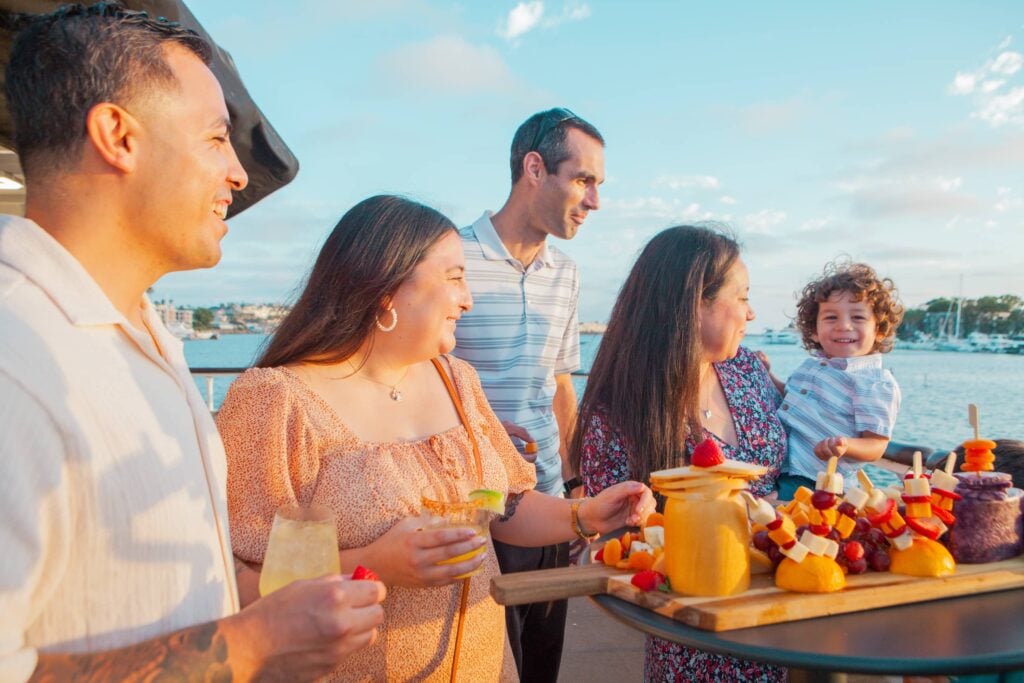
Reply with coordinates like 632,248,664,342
217,195,654,682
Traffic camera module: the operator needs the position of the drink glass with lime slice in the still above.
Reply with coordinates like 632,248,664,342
420,483,502,578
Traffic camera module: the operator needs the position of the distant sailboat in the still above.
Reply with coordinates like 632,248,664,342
762,326,800,345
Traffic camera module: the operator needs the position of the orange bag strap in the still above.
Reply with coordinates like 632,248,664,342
430,356,480,683
431,357,483,486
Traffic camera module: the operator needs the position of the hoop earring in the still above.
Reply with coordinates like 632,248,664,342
375,307,398,332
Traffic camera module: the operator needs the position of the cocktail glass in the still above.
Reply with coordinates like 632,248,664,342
420,484,491,579
259,504,341,596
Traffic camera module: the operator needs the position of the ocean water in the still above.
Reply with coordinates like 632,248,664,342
185,333,1023,451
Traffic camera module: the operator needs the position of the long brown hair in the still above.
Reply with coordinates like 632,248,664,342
257,195,456,368
568,225,740,484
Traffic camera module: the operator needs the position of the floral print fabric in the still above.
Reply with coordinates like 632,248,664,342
579,346,786,682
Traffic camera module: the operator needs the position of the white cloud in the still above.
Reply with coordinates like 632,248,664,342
734,96,808,134
654,174,720,190
834,174,981,219
798,217,833,232
377,36,523,94
742,209,787,235
949,43,1024,128
719,195,738,205
949,72,977,95
600,196,715,222
976,86,1024,126
991,51,1024,76
981,79,1006,94
498,1,591,43
499,2,544,41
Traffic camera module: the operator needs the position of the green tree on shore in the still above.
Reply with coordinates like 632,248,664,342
192,307,213,330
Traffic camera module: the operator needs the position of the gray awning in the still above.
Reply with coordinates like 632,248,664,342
0,0,299,217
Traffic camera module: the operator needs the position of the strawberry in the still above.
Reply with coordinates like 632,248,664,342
351,565,380,581
842,540,865,562
905,517,943,541
691,438,724,468
630,569,666,592
594,547,605,562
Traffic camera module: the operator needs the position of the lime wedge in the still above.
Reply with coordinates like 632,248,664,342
469,488,505,514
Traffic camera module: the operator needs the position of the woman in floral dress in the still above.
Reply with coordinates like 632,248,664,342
569,225,787,682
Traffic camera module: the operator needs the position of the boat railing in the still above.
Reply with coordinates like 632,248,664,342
189,368,938,466
190,367,250,411
189,366,592,411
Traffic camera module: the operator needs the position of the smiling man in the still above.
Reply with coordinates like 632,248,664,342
453,108,604,682
0,4,383,681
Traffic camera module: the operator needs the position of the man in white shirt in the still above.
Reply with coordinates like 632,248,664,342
0,5,384,681
454,108,604,682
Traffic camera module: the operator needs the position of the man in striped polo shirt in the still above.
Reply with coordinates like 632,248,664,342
453,108,604,682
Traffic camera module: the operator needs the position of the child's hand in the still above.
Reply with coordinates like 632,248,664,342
814,436,848,461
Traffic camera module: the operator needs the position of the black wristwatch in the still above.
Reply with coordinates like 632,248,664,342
563,476,582,496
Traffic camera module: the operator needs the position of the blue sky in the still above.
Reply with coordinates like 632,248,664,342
159,1,1024,332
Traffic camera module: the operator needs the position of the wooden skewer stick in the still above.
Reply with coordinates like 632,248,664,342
968,403,980,442
913,450,923,478
826,455,838,477
968,403,982,477
857,468,875,493
944,451,958,475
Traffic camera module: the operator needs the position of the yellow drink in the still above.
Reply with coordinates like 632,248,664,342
421,486,491,579
664,492,750,596
259,505,341,596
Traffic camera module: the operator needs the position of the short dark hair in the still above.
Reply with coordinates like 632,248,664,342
509,108,604,184
257,195,457,369
5,2,212,179
795,261,904,354
569,225,741,484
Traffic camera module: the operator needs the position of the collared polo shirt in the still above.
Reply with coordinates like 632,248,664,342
453,212,580,496
0,216,237,681
780,352,901,480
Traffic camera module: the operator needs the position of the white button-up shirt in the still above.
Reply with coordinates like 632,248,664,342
0,216,237,682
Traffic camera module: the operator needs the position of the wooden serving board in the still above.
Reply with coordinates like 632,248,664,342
491,556,1024,632
608,555,1024,631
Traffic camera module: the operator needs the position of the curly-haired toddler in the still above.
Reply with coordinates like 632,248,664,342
775,262,905,500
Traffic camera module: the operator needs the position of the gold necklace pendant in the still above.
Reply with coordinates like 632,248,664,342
389,387,403,402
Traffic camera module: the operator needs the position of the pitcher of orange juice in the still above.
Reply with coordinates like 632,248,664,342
664,489,750,596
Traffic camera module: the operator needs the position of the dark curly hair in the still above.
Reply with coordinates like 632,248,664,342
795,261,904,354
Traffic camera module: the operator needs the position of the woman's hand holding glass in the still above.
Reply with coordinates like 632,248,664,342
358,516,487,588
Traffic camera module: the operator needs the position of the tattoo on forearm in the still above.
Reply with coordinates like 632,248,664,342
31,621,233,683
498,491,525,522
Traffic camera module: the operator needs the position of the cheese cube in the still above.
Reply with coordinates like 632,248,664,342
904,477,931,497
843,486,870,510
930,469,958,493
780,541,809,563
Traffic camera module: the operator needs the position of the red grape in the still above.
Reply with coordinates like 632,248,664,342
811,490,836,510
865,528,887,548
752,530,773,552
847,557,868,575
869,549,892,572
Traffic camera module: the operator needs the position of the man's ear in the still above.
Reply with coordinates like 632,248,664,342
522,150,546,185
84,102,139,173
